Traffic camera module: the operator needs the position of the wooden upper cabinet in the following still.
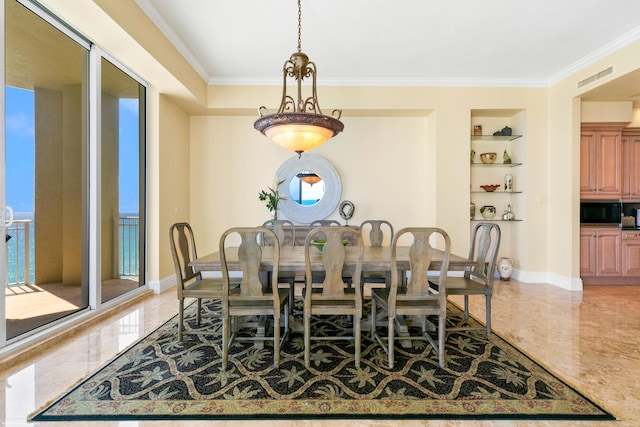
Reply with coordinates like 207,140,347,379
580,123,626,199
622,128,640,200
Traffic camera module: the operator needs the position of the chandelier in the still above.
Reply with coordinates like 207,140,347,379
254,0,344,158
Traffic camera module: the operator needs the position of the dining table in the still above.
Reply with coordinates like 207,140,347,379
191,245,477,348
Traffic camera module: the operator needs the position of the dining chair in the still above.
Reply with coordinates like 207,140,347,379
219,226,290,369
309,219,342,227
303,226,364,368
169,222,239,341
262,220,297,312
370,227,451,368
360,219,394,287
442,222,501,338
307,219,352,288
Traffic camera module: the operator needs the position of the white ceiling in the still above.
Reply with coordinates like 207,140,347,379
136,0,640,90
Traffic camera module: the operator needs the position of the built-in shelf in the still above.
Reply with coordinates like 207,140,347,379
471,219,523,222
471,162,523,167
471,190,523,194
471,135,522,141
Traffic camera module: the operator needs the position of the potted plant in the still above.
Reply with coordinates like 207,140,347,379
258,179,286,219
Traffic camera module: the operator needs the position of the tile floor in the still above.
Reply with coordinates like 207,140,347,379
1,279,639,427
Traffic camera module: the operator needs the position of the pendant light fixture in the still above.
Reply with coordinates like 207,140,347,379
254,0,344,158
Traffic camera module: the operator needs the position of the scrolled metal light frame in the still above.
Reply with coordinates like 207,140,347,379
254,0,343,157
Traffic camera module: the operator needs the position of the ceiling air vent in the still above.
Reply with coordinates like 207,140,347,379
577,66,614,89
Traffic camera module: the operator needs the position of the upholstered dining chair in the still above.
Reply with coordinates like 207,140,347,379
442,222,501,338
303,226,364,368
370,227,451,368
360,219,394,287
262,220,297,311
169,222,239,341
219,227,290,369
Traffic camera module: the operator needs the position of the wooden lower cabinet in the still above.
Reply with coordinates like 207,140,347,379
581,226,640,284
622,231,640,276
580,227,620,278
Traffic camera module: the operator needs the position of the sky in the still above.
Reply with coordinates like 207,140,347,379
5,86,140,215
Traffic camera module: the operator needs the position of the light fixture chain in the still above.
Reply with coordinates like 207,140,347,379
297,0,302,52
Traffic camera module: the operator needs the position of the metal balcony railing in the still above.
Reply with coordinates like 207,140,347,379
5,216,139,287
115,216,140,278
6,219,32,287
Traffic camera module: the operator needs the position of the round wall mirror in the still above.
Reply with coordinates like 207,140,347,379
276,154,342,224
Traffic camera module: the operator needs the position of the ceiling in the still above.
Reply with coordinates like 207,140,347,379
136,0,640,95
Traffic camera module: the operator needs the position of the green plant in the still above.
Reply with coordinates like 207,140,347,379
258,179,286,215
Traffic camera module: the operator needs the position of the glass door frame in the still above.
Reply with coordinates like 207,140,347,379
1,0,149,348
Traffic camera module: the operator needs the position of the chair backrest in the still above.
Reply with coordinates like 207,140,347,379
309,219,341,227
169,222,201,298
466,222,501,285
360,219,394,247
262,219,296,247
389,227,451,312
308,219,341,241
219,226,280,303
305,226,363,299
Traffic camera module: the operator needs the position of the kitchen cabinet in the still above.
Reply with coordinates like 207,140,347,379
580,123,625,199
622,231,640,276
622,128,640,200
580,227,621,277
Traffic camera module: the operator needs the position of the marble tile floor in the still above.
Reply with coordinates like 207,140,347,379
1,280,639,427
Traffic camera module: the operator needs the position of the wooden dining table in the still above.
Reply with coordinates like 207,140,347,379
191,245,476,275
191,245,476,348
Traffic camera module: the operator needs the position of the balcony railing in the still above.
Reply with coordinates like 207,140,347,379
6,219,32,287
5,216,139,287
115,216,140,278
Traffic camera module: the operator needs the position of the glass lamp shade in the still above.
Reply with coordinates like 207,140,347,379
255,112,344,155
265,124,333,153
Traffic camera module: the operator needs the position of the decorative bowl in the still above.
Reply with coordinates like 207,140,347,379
480,184,501,192
480,152,497,164
480,205,496,220
310,239,349,253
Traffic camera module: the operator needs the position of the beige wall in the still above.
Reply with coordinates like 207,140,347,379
157,95,191,280
36,0,640,291
190,87,548,276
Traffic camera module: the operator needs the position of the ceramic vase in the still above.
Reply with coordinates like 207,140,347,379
497,257,514,280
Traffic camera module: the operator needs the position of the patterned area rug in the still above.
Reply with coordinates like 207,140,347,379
30,300,614,421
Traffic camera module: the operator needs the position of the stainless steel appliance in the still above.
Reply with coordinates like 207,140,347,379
580,201,622,224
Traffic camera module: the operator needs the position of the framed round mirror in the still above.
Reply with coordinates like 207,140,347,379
276,154,342,224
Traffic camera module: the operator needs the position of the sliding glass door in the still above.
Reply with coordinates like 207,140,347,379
99,57,146,303
4,0,90,340
2,0,147,343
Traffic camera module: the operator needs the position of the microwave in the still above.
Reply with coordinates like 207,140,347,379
580,201,622,224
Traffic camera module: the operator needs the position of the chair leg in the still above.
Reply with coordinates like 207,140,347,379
485,295,491,338
221,316,229,370
273,313,281,368
354,314,361,369
196,298,202,325
437,315,446,368
463,295,470,320
388,316,394,369
178,299,185,341
304,313,311,368
370,298,377,340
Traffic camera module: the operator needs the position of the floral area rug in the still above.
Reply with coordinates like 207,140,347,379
30,300,614,421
